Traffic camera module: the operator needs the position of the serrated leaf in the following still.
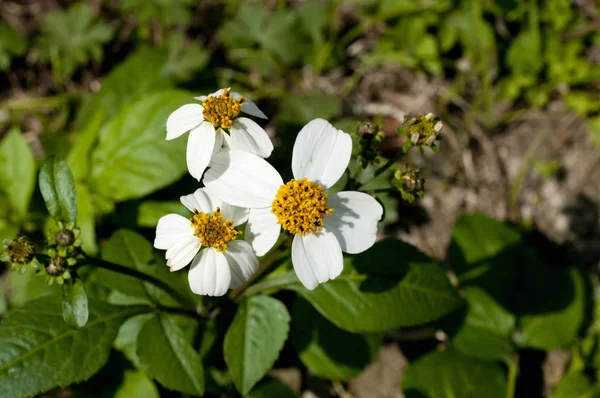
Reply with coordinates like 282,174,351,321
402,349,506,398
290,297,380,381
287,239,463,332
89,91,192,201
39,157,78,223
62,277,89,329
137,313,204,395
224,296,290,394
114,313,153,369
0,297,145,398
0,128,37,215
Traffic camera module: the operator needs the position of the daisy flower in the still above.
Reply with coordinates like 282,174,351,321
154,188,258,296
203,118,383,290
165,88,273,180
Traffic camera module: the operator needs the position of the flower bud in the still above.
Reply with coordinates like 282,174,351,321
357,121,377,137
55,229,75,246
4,236,35,265
400,113,443,152
45,256,66,277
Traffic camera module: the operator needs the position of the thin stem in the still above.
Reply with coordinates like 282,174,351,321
359,151,405,189
84,256,195,310
230,237,292,302
237,271,298,299
506,354,519,398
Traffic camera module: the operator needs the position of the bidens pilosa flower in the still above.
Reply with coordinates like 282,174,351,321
204,119,383,290
154,188,258,296
166,88,273,180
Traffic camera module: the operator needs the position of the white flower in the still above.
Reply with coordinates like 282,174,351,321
203,118,383,290
165,88,273,180
154,188,258,296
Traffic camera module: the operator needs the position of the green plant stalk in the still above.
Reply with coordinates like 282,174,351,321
359,150,406,189
230,239,292,302
506,354,519,398
83,256,195,311
236,271,298,299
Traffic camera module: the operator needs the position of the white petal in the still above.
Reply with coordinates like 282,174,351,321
227,117,273,158
223,240,259,289
193,88,227,101
245,207,281,256
324,191,383,254
291,230,343,290
166,104,204,140
221,203,249,226
203,151,283,208
154,214,193,250
166,235,201,271
291,118,352,189
240,98,268,119
186,122,217,180
188,247,231,296
180,187,223,214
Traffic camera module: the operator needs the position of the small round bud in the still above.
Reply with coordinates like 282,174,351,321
46,257,66,277
402,113,443,149
5,237,36,264
55,229,75,246
357,121,377,137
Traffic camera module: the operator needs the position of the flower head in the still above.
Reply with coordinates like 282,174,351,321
154,188,258,296
204,119,383,290
165,88,273,180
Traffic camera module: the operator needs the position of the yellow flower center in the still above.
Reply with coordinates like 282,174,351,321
190,207,240,252
201,89,246,130
271,178,333,236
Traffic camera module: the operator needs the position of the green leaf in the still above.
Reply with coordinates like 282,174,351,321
166,32,210,81
94,229,186,305
287,239,463,332
517,268,587,350
506,28,542,76
0,297,144,398
224,296,291,394
35,3,114,76
0,128,37,215
119,0,194,27
0,23,27,70
89,91,192,201
446,287,516,361
114,313,153,369
277,92,342,125
75,183,97,255
290,297,380,381
39,157,78,223
8,270,54,307
115,370,159,398
402,349,507,398
552,372,600,398
137,201,188,228
0,284,5,316
137,313,204,395
62,277,89,329
247,378,299,398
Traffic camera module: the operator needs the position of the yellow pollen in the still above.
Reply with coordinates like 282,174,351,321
201,89,246,130
190,207,240,252
271,178,334,236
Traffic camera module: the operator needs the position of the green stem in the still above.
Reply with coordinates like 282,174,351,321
236,271,298,299
363,151,406,188
84,257,195,311
230,237,292,302
506,354,519,398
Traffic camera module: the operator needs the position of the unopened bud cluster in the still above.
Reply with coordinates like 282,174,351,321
399,113,443,154
392,166,425,203
41,221,83,285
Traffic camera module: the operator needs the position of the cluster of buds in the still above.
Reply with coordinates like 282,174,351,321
353,121,385,168
392,165,425,203
399,113,443,154
1,236,39,273
41,221,83,285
